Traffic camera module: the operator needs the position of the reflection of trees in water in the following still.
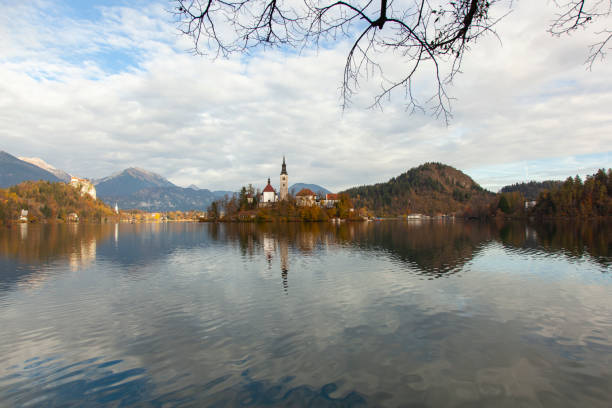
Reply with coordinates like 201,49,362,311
498,220,611,267
218,220,611,279
348,221,496,277
2,220,608,295
218,222,494,279
0,223,112,265
0,224,114,294
221,223,338,292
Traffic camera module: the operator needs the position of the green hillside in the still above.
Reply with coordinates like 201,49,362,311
342,163,492,216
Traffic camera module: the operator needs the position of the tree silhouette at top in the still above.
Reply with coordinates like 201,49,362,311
173,1,612,121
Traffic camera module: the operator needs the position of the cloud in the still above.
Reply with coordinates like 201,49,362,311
0,0,610,192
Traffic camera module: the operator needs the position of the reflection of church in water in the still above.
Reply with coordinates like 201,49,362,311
263,235,289,293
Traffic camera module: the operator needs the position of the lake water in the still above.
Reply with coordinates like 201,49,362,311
0,221,610,407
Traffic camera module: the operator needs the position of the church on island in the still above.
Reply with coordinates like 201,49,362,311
259,156,288,206
258,157,338,208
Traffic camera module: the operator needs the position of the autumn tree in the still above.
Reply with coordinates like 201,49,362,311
534,169,612,218
497,191,523,215
239,186,249,210
207,200,220,220
174,0,612,121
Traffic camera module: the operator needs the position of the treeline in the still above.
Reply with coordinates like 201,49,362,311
343,162,492,216
206,187,361,222
341,162,611,219
534,169,612,217
471,169,612,219
500,180,563,200
0,181,117,225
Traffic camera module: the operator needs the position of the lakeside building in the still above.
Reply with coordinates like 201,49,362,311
295,188,317,206
322,193,339,208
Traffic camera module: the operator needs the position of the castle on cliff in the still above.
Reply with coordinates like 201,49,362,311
70,176,96,200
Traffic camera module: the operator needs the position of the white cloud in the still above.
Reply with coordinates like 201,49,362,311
0,0,610,192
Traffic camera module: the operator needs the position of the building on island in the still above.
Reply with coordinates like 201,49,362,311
296,188,317,206
322,193,339,208
19,209,28,223
259,158,289,207
260,178,277,206
257,157,342,210
280,156,288,201
70,176,96,200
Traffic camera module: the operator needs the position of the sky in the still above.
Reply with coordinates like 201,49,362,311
0,0,611,192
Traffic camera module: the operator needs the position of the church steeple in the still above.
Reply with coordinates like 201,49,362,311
279,156,289,201
280,156,287,175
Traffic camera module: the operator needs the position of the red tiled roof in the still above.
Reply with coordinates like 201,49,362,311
326,193,339,200
263,184,276,193
296,188,315,196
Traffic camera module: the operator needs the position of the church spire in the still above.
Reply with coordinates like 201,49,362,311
279,156,289,201
281,156,287,175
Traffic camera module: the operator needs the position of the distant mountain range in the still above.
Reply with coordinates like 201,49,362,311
18,156,71,182
94,167,175,197
0,151,239,211
94,168,232,211
101,186,227,212
289,183,332,196
0,151,61,188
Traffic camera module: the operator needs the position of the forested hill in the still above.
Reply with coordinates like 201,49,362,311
342,163,492,216
0,181,117,224
500,180,563,200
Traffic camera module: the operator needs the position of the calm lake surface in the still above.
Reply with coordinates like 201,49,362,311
0,220,610,407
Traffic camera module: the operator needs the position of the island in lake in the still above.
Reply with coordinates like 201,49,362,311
1,150,611,225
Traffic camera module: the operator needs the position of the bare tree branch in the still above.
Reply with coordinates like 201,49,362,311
550,1,612,66
172,0,611,121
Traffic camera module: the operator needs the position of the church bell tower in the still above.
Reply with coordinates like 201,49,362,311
280,156,288,200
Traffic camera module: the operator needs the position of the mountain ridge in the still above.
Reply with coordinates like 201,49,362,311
289,183,332,196
18,157,71,182
103,186,220,212
0,151,61,188
95,167,176,197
